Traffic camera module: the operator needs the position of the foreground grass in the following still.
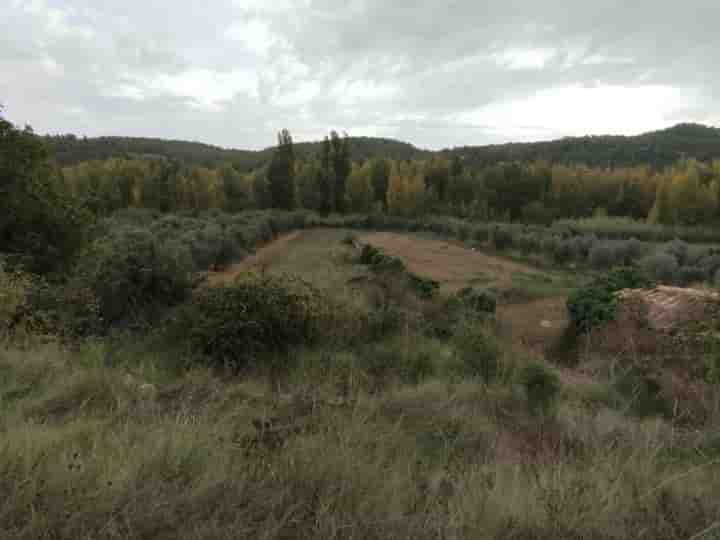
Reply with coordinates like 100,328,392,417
1,342,719,540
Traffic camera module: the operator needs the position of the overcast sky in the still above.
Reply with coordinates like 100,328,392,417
2,0,719,150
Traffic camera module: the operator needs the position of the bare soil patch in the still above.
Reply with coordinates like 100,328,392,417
359,231,543,293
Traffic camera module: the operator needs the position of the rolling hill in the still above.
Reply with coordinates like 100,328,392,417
43,123,720,170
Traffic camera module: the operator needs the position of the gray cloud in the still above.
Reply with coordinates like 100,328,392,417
1,0,719,150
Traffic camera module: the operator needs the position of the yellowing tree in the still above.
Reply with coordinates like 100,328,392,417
346,162,373,213
387,161,426,217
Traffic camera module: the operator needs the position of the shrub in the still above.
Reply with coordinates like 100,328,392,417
573,233,598,258
665,239,689,265
697,254,720,279
552,239,577,264
472,227,490,243
567,267,653,332
715,269,720,287
457,287,497,316
0,264,34,339
589,242,620,269
521,201,556,226
613,367,671,418
674,265,708,286
170,273,325,371
518,363,561,417
452,322,501,382
360,244,381,265
516,233,539,255
491,227,513,251
615,238,644,264
641,253,679,283
74,228,192,326
407,273,440,299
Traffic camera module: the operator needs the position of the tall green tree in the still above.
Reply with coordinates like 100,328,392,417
267,129,295,210
329,131,351,213
0,108,88,272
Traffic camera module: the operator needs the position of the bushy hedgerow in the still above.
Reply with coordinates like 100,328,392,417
74,227,193,326
567,267,654,332
359,243,439,298
169,273,326,370
715,269,720,287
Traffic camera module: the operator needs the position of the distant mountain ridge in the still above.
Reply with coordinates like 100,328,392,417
43,123,720,170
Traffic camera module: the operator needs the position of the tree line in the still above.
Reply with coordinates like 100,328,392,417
3,112,720,274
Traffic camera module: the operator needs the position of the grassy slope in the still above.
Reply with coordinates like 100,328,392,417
1,230,719,539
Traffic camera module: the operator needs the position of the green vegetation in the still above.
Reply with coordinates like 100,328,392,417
567,267,654,333
2,109,720,539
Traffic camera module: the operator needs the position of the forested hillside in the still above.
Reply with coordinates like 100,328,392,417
44,123,720,171
444,123,720,169
44,134,430,169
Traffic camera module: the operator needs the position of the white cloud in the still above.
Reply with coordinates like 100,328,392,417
2,0,719,149
491,48,556,70
144,68,259,110
457,85,698,140
224,19,287,55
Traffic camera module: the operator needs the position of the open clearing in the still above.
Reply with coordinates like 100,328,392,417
208,228,574,353
359,231,545,293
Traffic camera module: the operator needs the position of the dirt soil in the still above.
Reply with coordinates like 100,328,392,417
359,231,544,293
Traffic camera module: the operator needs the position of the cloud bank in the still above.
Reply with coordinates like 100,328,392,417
2,0,718,149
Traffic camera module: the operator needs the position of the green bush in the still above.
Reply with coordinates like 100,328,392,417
170,273,325,371
675,265,708,286
589,242,620,269
457,287,497,316
665,239,689,265
452,322,501,382
518,363,561,417
572,234,598,258
407,273,440,299
641,253,679,283
74,228,192,326
615,238,645,264
567,267,653,332
491,227,514,251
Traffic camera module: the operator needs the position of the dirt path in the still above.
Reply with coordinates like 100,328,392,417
359,231,543,293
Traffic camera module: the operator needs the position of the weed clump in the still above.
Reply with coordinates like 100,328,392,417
518,363,561,417
452,321,501,382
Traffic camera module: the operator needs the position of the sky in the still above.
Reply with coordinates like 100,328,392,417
1,0,719,150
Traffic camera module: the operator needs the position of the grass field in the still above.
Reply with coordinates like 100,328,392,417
2,226,719,539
